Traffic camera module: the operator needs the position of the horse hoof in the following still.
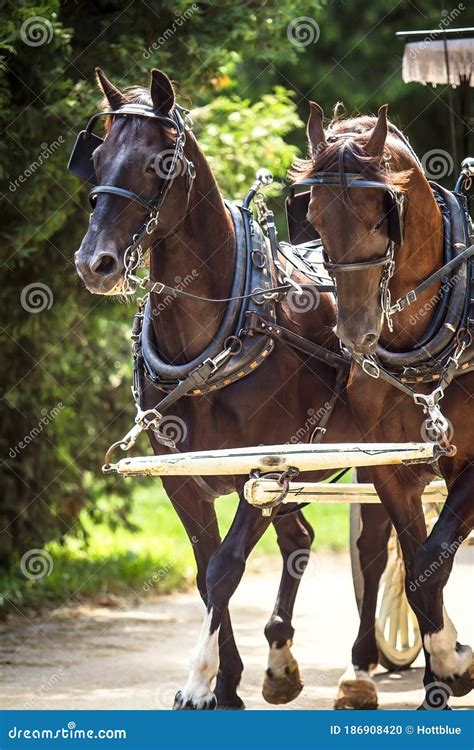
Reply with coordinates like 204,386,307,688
173,688,217,710
334,678,378,710
430,651,474,697
216,695,246,710
447,666,474,698
262,664,303,705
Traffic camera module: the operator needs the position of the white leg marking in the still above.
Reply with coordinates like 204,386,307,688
335,663,378,709
177,608,220,709
267,640,297,679
424,608,472,680
338,664,376,687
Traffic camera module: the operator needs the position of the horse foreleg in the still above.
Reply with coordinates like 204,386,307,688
173,495,273,710
261,509,314,704
335,501,391,710
164,478,244,710
358,466,430,708
413,466,474,707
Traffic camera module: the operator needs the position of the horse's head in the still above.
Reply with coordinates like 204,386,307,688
74,68,193,295
295,104,409,354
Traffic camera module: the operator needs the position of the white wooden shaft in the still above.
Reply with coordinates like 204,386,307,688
244,479,447,506
108,441,437,477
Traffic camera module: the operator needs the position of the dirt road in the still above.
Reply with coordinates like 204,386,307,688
1,549,472,710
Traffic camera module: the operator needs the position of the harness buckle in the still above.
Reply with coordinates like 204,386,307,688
149,281,165,294
361,357,380,379
390,289,417,314
136,408,163,430
413,387,444,411
146,216,159,234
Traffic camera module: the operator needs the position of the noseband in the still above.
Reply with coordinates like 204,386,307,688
68,102,196,292
294,172,404,330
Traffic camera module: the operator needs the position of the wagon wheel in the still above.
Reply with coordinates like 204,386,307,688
350,502,440,671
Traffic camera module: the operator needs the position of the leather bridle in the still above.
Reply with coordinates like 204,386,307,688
68,102,196,293
294,172,403,331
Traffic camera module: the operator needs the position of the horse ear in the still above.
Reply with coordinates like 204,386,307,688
366,104,388,158
150,69,175,114
307,102,327,156
95,68,126,109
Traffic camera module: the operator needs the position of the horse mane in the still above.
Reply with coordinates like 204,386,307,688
289,111,413,193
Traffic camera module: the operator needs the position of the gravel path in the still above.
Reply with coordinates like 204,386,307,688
1,549,472,710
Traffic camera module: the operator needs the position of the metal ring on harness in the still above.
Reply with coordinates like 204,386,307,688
223,335,243,355
249,467,300,513
251,249,266,268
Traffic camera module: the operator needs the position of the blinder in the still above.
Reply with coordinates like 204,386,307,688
383,189,403,247
295,172,403,247
68,121,103,184
68,104,187,186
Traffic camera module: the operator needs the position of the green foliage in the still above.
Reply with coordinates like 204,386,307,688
1,480,348,612
195,88,303,196
240,0,469,168
0,0,313,587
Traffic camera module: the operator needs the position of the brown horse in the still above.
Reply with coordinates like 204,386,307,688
297,102,474,708
74,68,390,710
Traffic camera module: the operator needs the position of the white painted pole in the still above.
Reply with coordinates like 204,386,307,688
107,441,437,477
244,479,447,506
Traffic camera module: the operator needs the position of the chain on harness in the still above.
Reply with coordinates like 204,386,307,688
357,328,473,459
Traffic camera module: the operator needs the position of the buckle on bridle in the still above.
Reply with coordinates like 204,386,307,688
361,357,380,379
389,289,417,315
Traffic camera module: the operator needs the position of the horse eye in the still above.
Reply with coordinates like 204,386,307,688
146,158,157,174
373,218,384,232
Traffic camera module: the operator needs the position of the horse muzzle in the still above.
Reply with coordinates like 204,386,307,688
74,245,125,295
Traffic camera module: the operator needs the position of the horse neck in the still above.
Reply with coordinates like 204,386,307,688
383,142,444,348
149,135,235,363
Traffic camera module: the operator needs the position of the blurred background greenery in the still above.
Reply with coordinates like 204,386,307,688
1,0,470,611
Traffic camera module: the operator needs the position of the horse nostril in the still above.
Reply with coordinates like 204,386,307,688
362,332,378,349
91,253,118,277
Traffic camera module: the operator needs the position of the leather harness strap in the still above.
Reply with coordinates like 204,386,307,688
245,311,350,371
